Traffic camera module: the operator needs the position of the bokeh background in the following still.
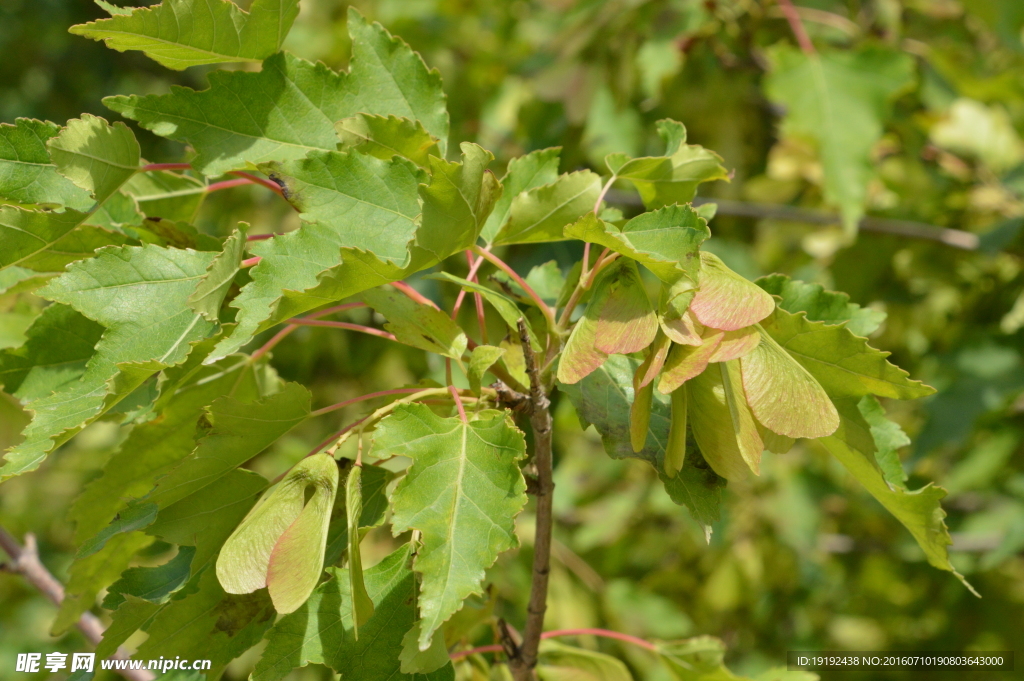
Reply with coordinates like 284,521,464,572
1,1,1023,679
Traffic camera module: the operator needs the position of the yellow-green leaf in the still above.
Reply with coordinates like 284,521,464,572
687,361,763,480
740,330,839,439
345,465,374,638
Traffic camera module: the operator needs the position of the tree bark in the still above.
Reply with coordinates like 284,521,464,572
509,319,554,681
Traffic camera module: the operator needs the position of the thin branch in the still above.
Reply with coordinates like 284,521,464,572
766,4,860,37
604,192,981,250
777,0,816,54
555,251,621,330
451,250,489,318
472,246,556,331
462,251,490,346
246,233,275,241
241,256,262,268
205,178,254,193
229,171,286,196
449,628,658,661
306,387,466,462
509,319,555,681
449,384,468,423
0,527,155,681
310,388,428,418
249,302,367,362
286,318,396,341
392,281,439,309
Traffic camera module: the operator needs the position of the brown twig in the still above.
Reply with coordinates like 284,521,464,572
604,192,981,250
508,319,554,681
0,527,154,681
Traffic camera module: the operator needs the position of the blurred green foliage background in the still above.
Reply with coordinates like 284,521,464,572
1,1,1023,679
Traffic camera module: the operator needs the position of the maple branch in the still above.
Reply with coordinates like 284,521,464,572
229,171,285,196
286,318,396,341
777,0,816,54
310,388,428,417
392,281,439,309
555,251,621,330
603,192,981,250
450,627,658,661
249,303,367,362
451,250,489,319
509,318,554,681
0,527,155,681
205,178,253,193
472,246,556,331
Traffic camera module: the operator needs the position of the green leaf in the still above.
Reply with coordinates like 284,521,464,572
47,114,141,205
376,403,528,650
345,465,374,637
134,566,277,680
656,636,749,681
96,595,161,660
335,114,440,168
102,545,196,610
821,401,978,596
122,169,206,223
429,272,541,351
467,344,506,394
399,622,450,674
689,252,775,332
2,245,219,480
104,52,345,177
70,0,301,70
491,169,602,245
0,304,103,400
480,147,561,243
187,226,246,322
105,9,447,176
148,468,269,567
758,307,935,400
763,45,915,235
756,274,885,337
252,545,455,681
537,640,634,681
263,150,426,265
0,205,129,273
610,119,728,210
362,287,468,359
78,503,159,559
216,454,337,613
343,7,449,155
0,118,93,209
857,395,910,489
69,353,271,546
740,329,839,439
564,205,709,285
52,531,153,635
145,383,310,509
211,143,493,361
324,464,392,566
558,355,724,531
687,361,763,480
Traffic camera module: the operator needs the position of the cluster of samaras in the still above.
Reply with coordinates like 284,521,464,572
559,251,840,481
